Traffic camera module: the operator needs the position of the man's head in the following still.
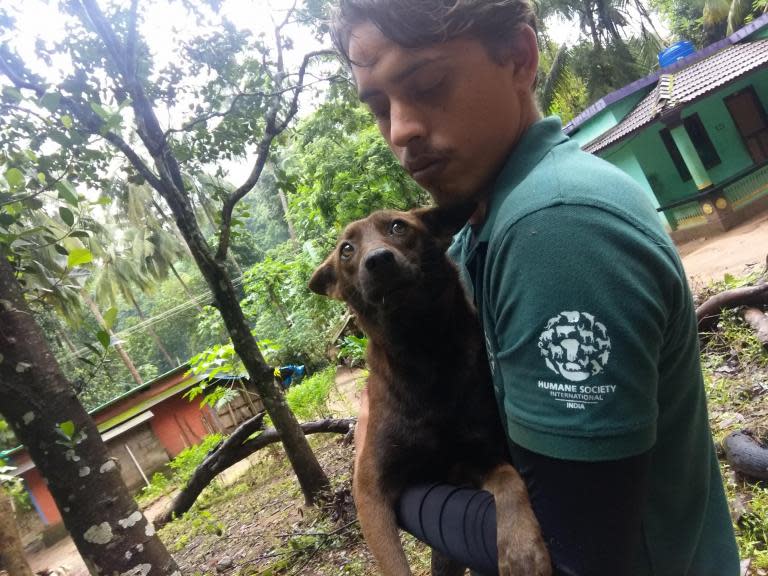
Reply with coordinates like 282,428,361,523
332,0,540,206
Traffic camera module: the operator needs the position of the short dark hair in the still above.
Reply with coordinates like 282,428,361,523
331,0,538,66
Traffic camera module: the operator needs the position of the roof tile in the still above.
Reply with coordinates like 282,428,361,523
583,40,768,153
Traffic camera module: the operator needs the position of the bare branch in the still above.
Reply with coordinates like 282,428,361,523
126,0,140,75
165,76,337,137
275,49,335,135
214,48,335,262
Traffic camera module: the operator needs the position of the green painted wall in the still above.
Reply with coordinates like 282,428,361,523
597,67,768,209
570,90,650,146
603,144,671,227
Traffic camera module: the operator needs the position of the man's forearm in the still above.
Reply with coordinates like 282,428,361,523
396,444,652,575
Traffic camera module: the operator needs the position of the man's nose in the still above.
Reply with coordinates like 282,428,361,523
389,101,427,147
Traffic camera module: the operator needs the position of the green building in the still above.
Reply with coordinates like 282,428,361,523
566,15,768,241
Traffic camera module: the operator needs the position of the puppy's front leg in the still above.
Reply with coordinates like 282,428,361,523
483,463,551,576
353,455,411,575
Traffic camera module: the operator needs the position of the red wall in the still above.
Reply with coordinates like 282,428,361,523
149,395,215,458
24,467,62,525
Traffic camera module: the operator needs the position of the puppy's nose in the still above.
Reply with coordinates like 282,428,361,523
364,248,395,272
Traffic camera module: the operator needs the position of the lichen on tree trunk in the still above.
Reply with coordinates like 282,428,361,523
0,253,180,576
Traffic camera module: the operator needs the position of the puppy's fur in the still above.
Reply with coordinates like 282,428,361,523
310,206,550,576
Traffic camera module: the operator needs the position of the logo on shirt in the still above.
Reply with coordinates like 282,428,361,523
537,311,611,382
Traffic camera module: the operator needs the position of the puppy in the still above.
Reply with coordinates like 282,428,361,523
309,205,550,576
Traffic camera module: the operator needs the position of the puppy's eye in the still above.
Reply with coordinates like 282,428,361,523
340,242,355,260
390,220,407,235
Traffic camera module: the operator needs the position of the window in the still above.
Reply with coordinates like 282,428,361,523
659,114,721,182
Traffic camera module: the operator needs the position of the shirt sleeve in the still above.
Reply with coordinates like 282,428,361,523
484,204,681,461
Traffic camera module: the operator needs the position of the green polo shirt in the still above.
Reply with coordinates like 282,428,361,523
449,117,738,575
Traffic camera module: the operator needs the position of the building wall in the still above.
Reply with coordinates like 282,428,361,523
150,394,213,458
22,467,61,525
599,69,768,211
602,144,670,227
570,91,650,147
106,422,170,491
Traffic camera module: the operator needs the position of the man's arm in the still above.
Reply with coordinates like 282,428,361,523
396,443,651,576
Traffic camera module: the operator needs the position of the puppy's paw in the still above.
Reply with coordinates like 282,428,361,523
497,529,551,576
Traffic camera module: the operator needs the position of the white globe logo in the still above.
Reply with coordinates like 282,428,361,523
538,311,611,382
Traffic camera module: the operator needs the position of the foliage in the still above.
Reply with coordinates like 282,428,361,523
241,241,345,369
338,335,368,367
139,433,224,506
283,367,337,422
278,82,429,244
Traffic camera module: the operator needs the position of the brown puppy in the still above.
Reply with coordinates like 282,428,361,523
309,205,550,576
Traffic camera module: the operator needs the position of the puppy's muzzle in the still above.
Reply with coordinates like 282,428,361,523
364,248,396,273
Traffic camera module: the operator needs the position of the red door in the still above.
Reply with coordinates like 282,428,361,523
725,86,768,164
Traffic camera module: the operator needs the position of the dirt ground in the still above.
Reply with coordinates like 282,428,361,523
24,367,365,576
677,210,768,288
21,209,768,575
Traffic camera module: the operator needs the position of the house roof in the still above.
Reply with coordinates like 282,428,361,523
582,39,768,153
564,14,768,136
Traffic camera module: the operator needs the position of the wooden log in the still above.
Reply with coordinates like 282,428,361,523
696,283,768,332
724,431,768,480
156,417,355,526
741,307,768,349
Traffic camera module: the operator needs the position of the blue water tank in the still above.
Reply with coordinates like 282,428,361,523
658,41,695,68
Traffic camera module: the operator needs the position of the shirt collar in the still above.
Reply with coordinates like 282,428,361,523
474,116,568,243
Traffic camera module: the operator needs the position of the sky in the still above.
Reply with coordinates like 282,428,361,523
2,0,669,186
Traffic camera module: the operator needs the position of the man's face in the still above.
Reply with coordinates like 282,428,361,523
348,22,538,206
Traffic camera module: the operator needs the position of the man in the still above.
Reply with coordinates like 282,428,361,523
331,1,740,574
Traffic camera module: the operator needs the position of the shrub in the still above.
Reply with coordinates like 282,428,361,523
284,367,336,421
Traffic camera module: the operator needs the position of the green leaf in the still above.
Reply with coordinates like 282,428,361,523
40,92,61,112
58,420,75,439
59,206,75,227
2,86,22,103
4,168,24,191
61,115,73,129
96,330,110,350
89,102,110,120
67,247,92,267
103,307,118,330
69,230,90,239
56,181,79,206
54,244,68,256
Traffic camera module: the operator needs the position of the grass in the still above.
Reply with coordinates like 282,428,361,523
152,288,768,574
699,273,768,573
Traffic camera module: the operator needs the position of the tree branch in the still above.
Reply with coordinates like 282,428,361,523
0,43,163,193
214,48,335,262
696,282,768,332
156,418,355,526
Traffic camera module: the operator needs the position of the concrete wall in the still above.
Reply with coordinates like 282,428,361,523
107,422,170,492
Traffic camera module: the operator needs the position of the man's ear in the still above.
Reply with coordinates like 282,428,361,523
308,258,340,298
413,202,476,246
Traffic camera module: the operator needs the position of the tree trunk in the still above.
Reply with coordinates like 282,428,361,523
81,292,143,387
741,307,768,348
55,0,330,507
0,485,34,576
696,283,768,331
157,416,354,526
127,293,176,368
0,254,179,575
168,263,205,313
165,207,331,504
277,189,297,241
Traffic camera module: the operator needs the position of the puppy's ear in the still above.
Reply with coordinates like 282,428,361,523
413,202,476,245
309,259,340,298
